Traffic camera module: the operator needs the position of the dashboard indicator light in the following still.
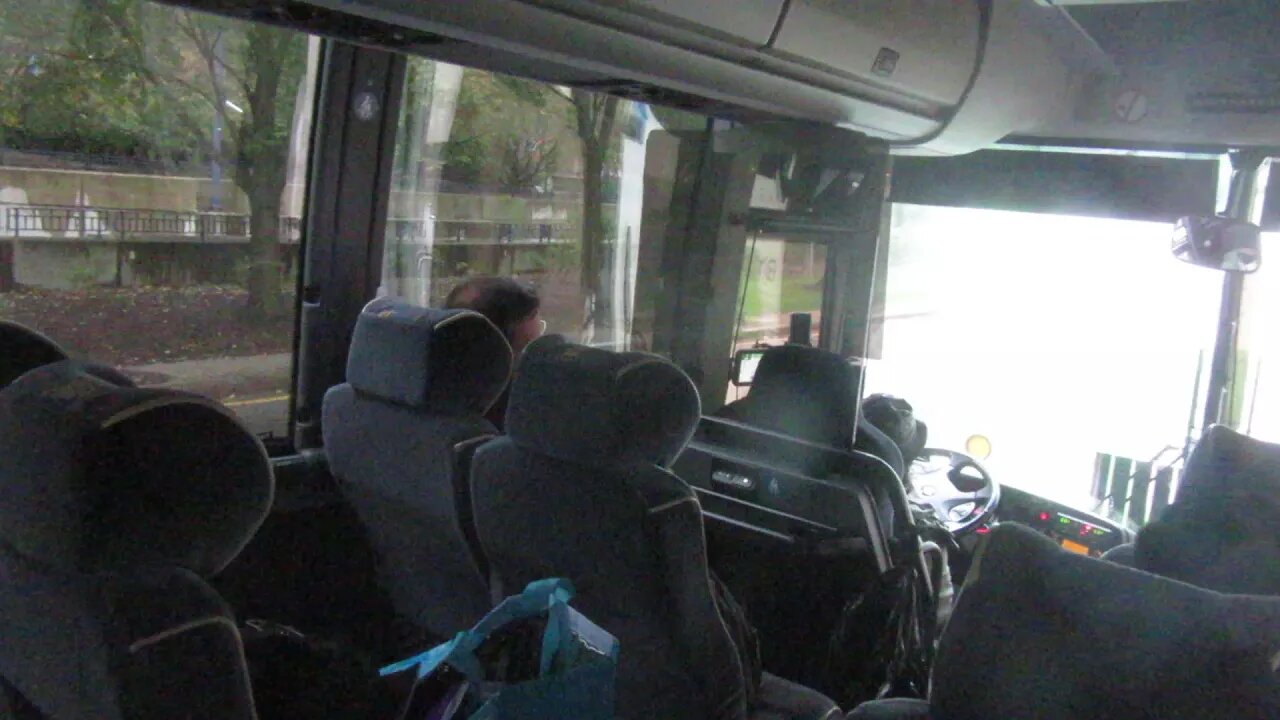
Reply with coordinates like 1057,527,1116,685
1039,512,1050,521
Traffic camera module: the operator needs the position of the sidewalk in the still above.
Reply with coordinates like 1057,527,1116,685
125,352,292,401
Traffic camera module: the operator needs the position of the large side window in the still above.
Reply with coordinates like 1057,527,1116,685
381,58,704,352
0,1,318,443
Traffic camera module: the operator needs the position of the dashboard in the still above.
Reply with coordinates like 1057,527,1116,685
977,485,1133,558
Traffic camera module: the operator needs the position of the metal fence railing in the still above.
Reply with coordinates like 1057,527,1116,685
2,204,301,244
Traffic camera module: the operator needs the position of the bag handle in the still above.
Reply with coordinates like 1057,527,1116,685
380,578,576,683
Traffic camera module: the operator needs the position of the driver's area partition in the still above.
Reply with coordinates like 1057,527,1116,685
672,416,930,694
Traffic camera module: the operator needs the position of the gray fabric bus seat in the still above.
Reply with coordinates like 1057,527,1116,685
0,360,273,720
673,417,905,694
0,321,133,392
717,345,900,532
0,321,67,389
1133,424,1280,595
471,336,840,720
850,522,1280,720
323,298,513,640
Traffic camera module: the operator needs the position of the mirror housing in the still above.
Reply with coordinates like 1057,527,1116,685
1172,215,1262,273
731,347,768,386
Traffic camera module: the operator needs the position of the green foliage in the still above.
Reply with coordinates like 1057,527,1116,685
0,0,214,163
0,0,307,189
441,69,570,193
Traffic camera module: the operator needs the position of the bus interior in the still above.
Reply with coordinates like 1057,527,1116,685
3,0,1280,718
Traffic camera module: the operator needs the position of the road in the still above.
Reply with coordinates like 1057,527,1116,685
127,352,293,439
223,393,292,439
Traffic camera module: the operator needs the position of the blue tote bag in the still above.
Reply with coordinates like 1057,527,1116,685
381,578,618,720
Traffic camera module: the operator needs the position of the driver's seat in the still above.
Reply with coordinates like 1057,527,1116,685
717,344,902,529
849,522,1280,719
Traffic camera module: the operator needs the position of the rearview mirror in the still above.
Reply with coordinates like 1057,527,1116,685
731,347,768,386
1172,216,1261,273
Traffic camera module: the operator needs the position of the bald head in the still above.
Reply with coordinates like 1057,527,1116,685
445,276,543,354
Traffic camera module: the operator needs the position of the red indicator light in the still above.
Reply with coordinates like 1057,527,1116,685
976,526,991,535
1039,512,1050,521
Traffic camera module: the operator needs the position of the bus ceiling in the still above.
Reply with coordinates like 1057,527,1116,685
173,1,1280,159
178,0,1104,155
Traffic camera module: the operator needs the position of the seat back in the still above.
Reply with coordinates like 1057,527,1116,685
471,336,748,720
1,321,67,389
674,416,906,687
1134,424,1280,595
719,345,903,529
933,522,1280,720
0,361,273,720
323,298,513,639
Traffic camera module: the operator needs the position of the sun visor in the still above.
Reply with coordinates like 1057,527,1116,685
890,148,1218,224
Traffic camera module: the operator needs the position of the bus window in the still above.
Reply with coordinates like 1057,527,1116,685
0,1,319,444
381,58,703,353
864,204,1220,507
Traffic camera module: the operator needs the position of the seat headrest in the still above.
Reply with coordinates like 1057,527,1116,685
743,345,860,449
0,361,274,577
1,321,68,389
1135,424,1280,594
506,336,700,468
346,298,513,414
1179,424,1280,505
933,523,1280,720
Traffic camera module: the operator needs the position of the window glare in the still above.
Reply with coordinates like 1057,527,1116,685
866,204,1220,504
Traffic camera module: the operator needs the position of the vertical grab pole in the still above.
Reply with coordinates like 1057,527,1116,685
1203,150,1270,430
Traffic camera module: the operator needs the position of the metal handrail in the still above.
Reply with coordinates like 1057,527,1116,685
2,204,301,243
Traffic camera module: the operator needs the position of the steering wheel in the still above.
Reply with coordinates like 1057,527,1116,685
906,448,1000,536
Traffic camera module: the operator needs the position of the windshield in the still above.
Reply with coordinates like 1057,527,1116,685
865,203,1221,509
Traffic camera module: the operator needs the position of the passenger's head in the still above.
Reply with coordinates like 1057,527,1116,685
445,276,543,354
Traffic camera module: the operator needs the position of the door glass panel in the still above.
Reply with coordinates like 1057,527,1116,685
0,1,320,443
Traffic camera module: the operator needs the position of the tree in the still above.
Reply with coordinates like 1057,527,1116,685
169,12,307,316
443,71,565,195
0,0,307,316
498,136,558,195
569,89,619,339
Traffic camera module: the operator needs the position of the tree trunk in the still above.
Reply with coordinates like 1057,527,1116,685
245,192,283,317
572,91,619,346
580,140,605,306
